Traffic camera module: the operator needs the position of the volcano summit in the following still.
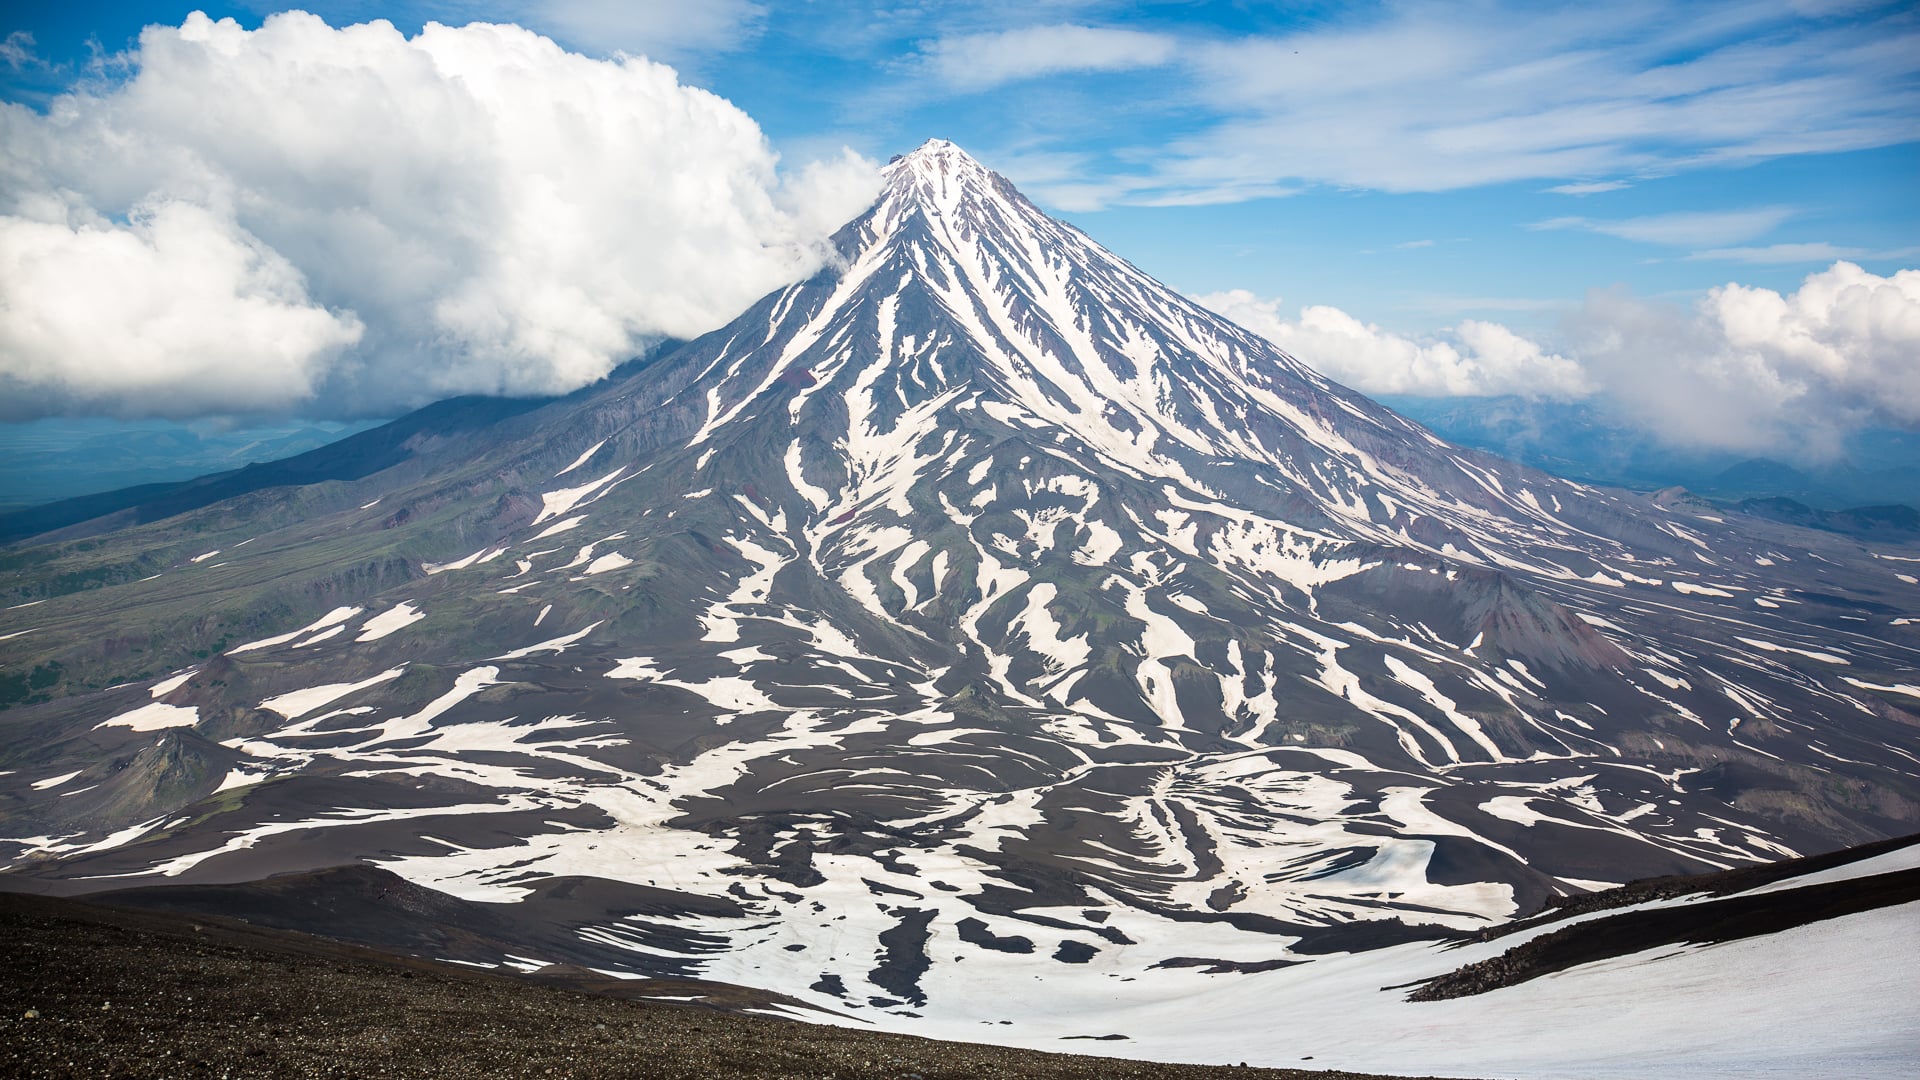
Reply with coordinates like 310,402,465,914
3,141,1917,1074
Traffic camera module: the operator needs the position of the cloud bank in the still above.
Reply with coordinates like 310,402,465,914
1196,290,1592,400
1204,261,1920,461
0,12,879,421
1571,262,1920,460
0,201,364,417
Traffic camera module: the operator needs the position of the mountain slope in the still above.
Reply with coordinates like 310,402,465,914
3,889,1421,1080
2,140,1917,1064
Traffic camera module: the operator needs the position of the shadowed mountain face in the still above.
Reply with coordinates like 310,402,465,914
3,142,1918,1041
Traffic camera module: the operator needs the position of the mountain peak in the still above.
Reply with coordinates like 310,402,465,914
878,138,1018,221
890,138,985,173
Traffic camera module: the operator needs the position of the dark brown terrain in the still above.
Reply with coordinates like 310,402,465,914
0,891,1453,1080
1411,855,1920,1000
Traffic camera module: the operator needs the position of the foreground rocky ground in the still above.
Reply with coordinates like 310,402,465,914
0,891,1451,1080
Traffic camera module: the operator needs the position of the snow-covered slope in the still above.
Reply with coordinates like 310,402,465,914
3,140,1917,1075
862,838,1920,1078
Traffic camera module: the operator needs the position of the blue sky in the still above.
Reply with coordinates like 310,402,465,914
2,1,1917,463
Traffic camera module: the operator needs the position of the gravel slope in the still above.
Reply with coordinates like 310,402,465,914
0,892,1456,1080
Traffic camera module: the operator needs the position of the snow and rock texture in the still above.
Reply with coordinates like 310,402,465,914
3,140,1919,1075
864,836,1920,1079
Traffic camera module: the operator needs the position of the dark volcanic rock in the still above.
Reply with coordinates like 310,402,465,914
1410,836,1920,1000
0,890,1433,1080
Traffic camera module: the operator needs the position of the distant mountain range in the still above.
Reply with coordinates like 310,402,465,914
2,140,1916,1076
0,418,385,511
9,354,1914,526
1380,395,1920,512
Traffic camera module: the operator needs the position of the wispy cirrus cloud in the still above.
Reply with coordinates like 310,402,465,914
0,31,40,71
1530,207,1797,247
918,24,1177,92
1546,180,1633,196
513,0,767,60
1083,1,1920,205
1683,241,1920,264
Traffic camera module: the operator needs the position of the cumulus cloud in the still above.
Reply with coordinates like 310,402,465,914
1205,261,1920,462
1571,262,1920,460
921,24,1177,91
0,12,880,421
0,200,362,419
1195,290,1593,400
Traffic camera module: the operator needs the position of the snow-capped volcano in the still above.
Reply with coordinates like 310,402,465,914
691,139,1709,580
3,140,1917,1073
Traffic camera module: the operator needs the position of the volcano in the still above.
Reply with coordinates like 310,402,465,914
3,140,1917,1072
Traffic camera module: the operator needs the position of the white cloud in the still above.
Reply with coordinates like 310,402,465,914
519,0,766,59
1102,2,1920,203
0,30,38,70
0,12,880,421
1195,290,1593,400
1683,242,1920,264
921,24,1177,91
1570,262,1920,459
1530,207,1796,247
1546,180,1632,195
1206,262,1920,462
0,200,363,419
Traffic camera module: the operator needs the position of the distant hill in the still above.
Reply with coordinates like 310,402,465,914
0,397,546,545
0,418,383,512
1735,497,1920,539
0,351,676,546
1379,396,1920,511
